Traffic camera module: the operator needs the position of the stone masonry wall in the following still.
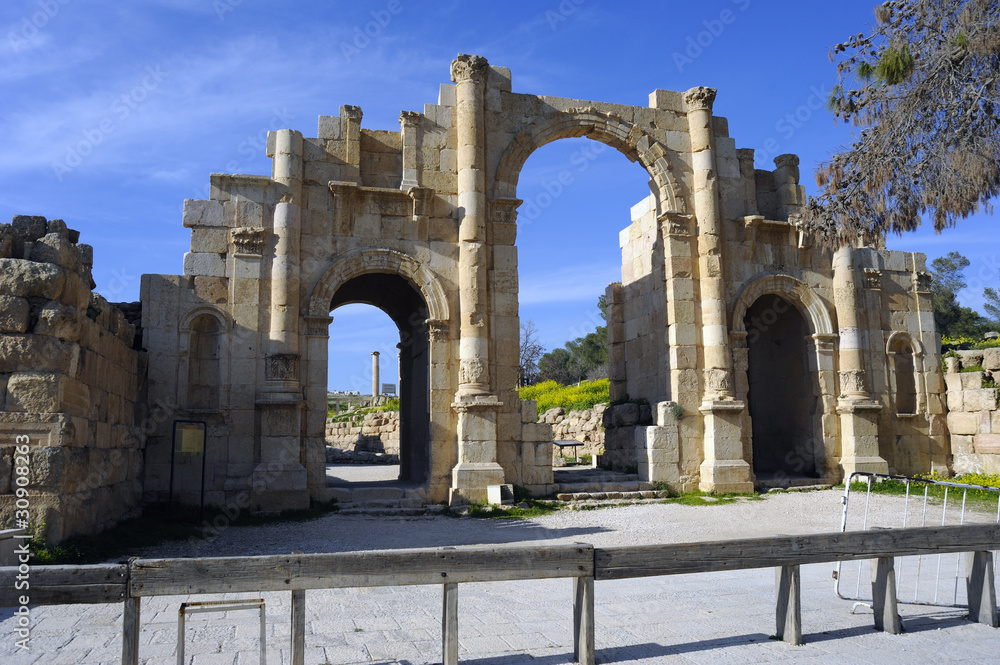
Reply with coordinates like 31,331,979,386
325,410,400,454
0,215,145,544
538,405,606,459
945,349,1000,475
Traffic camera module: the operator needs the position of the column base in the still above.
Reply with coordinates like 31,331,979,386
840,456,889,479
698,459,754,494
251,463,309,511
449,462,506,505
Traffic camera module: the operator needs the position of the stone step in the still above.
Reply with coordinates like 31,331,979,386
553,481,653,493
555,489,671,502
337,504,446,517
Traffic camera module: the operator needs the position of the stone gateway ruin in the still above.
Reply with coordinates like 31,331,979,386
2,55,963,540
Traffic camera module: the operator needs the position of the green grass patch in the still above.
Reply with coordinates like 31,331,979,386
961,365,985,373
518,379,609,413
460,486,561,519
27,499,339,565
849,473,1000,512
656,489,762,506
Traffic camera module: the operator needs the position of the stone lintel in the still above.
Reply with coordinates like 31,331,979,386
836,399,883,414
699,399,746,413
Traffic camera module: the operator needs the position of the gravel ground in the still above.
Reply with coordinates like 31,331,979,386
144,489,933,559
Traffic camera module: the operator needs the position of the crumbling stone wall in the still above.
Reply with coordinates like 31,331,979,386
326,410,401,454
945,349,1000,474
538,405,606,458
0,216,145,544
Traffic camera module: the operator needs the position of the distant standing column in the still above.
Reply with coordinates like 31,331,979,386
372,351,380,398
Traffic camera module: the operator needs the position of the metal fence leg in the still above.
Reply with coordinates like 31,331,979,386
442,583,458,665
966,551,999,627
871,557,902,634
573,576,595,665
775,565,802,645
121,597,140,665
291,589,305,665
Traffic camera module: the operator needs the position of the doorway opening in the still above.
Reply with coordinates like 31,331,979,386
745,294,819,482
325,273,430,488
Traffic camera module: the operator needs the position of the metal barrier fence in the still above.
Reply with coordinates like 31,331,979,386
836,472,1000,610
2,524,999,664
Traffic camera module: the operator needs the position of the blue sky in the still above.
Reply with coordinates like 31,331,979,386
3,0,997,391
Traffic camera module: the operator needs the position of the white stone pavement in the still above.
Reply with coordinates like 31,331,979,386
2,491,999,664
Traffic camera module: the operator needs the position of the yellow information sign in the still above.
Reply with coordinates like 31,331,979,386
177,423,205,455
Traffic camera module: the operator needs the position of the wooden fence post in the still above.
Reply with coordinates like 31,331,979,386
870,557,901,634
121,596,140,665
573,576,595,665
774,565,802,645
291,589,306,665
442,582,458,665
966,551,999,627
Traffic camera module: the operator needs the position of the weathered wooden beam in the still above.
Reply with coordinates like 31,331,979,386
595,524,1000,580
0,564,127,606
121,596,140,665
573,576,595,665
871,557,901,634
442,583,458,665
290,589,305,665
774,565,801,645
966,551,999,628
130,544,594,596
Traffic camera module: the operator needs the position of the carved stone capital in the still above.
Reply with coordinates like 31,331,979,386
399,110,422,127
704,368,733,397
230,227,268,256
914,271,932,293
304,315,333,337
341,104,363,120
426,319,450,342
450,53,489,84
840,369,867,397
459,356,487,387
658,211,693,237
265,353,299,382
863,269,882,291
489,198,522,225
683,86,717,113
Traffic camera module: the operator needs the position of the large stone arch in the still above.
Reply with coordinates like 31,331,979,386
307,247,450,322
492,107,686,213
730,274,834,338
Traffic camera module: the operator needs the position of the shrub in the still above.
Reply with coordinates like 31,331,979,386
518,379,609,413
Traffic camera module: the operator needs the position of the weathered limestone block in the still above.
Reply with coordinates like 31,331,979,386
947,412,981,436
0,258,64,299
190,228,229,254
12,215,46,242
34,302,84,341
0,224,12,258
183,252,226,277
974,433,1000,454
964,389,998,412
0,336,80,375
983,349,1000,371
182,199,225,228
961,372,986,390
0,295,30,333
30,233,83,272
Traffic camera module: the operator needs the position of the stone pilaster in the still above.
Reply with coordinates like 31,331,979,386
449,53,505,502
833,245,888,477
399,111,422,189
685,86,751,493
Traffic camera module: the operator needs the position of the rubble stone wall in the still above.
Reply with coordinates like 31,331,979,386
538,405,606,459
945,349,1000,475
325,410,400,454
0,216,145,544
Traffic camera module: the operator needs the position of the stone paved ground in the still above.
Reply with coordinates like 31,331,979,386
2,489,999,664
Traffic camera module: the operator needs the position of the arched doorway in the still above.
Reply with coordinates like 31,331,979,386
744,294,819,481
329,273,431,484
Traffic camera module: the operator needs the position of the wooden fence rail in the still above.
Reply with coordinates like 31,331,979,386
1,524,997,665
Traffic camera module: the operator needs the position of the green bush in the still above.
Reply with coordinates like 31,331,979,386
518,379,609,413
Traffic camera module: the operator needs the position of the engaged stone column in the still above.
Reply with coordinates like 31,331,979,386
684,86,752,493
372,351,380,398
399,111,421,189
449,53,505,503
253,128,308,512
833,245,888,477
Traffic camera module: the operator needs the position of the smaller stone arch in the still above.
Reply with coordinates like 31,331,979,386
493,108,686,213
181,306,230,332
179,307,229,411
731,274,834,338
886,331,925,358
886,331,924,415
307,247,450,322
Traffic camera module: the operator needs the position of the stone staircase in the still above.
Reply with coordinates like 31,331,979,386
317,485,442,516
550,467,670,507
